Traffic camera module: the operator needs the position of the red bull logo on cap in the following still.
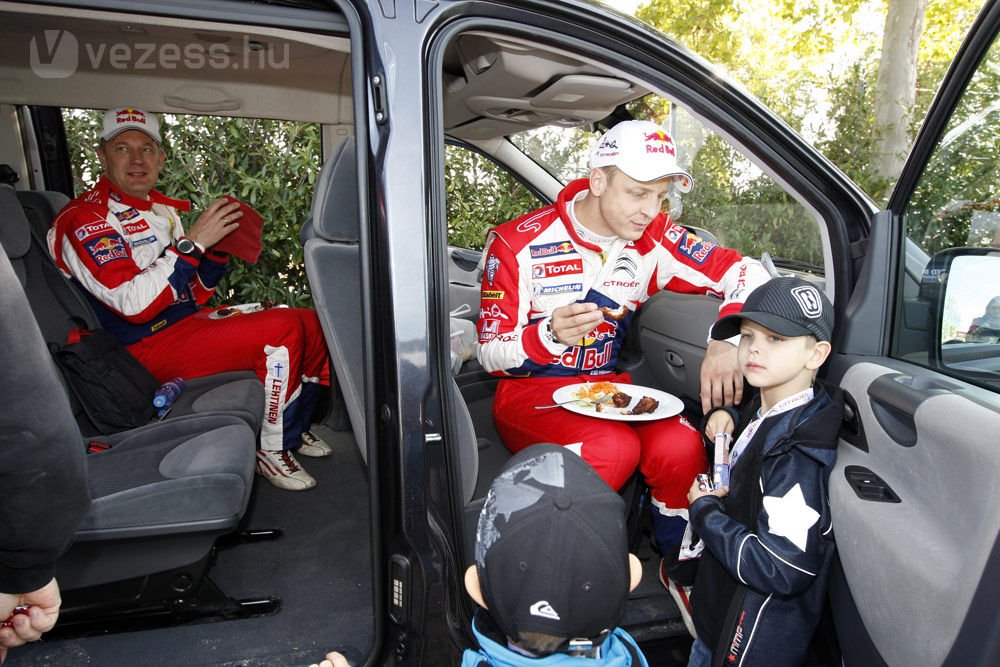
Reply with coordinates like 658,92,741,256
116,108,147,125
644,130,676,157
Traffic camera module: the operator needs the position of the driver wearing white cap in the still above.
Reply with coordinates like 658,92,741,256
475,119,770,621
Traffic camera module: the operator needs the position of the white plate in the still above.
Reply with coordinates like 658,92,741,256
550,383,684,422
207,303,266,319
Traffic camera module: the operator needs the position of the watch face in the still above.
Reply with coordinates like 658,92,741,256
177,239,195,254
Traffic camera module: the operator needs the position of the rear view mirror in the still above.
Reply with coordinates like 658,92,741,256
923,247,1000,385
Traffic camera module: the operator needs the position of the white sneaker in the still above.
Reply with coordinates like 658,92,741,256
660,558,697,639
297,430,333,458
255,450,317,491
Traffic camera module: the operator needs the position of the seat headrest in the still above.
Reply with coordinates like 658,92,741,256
311,138,359,243
0,184,32,260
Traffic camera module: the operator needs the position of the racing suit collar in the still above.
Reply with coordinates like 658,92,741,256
556,178,664,257
97,175,192,212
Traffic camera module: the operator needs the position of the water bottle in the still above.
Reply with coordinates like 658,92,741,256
153,377,187,408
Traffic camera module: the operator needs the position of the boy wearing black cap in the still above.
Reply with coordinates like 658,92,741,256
685,276,844,667
462,444,649,665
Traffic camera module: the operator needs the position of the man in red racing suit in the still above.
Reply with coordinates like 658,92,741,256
48,107,330,492
477,120,770,609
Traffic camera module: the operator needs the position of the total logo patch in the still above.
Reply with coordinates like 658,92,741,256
75,221,112,241
121,219,151,235
85,235,128,265
532,258,583,279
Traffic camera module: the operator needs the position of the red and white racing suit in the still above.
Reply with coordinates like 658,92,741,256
48,176,330,452
477,178,769,552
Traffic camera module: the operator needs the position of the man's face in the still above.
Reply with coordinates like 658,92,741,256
589,168,674,240
97,130,165,199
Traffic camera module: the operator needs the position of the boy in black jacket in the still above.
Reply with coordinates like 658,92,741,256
685,276,843,667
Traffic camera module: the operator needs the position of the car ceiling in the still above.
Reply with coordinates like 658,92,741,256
0,3,645,137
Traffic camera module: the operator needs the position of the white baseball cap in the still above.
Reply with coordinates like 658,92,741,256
589,120,693,191
100,107,161,144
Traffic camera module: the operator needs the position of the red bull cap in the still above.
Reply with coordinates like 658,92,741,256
589,120,693,190
101,107,162,143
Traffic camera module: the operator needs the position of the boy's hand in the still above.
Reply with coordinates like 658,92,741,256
688,477,729,505
704,411,735,442
310,652,351,667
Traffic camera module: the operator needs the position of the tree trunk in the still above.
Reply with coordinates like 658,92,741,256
873,0,928,182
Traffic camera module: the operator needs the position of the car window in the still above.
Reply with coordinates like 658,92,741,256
510,96,825,275
63,108,322,307
897,30,1000,387
445,143,542,251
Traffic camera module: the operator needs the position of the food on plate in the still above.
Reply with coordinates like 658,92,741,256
215,307,238,317
612,391,631,407
574,381,619,402
629,396,659,415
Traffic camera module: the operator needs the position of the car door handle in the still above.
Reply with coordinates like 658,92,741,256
844,465,900,503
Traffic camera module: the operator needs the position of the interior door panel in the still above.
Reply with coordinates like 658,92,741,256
448,246,482,319
828,359,1000,666
632,291,719,410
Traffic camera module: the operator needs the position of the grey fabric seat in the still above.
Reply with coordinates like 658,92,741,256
7,185,264,435
302,138,368,462
0,227,256,594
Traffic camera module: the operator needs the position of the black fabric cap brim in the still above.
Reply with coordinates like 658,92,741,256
711,311,815,340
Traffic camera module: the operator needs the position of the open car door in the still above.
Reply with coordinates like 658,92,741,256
827,1,1000,665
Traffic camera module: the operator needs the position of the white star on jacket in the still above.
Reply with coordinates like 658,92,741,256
762,483,819,551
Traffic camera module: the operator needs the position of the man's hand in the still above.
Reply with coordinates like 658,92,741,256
548,302,603,346
185,197,243,250
700,339,743,413
0,578,62,662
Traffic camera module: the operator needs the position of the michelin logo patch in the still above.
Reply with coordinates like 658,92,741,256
539,283,582,295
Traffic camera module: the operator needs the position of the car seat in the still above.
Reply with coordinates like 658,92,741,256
9,185,265,435
0,218,264,633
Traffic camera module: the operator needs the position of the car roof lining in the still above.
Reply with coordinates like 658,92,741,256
0,2,351,124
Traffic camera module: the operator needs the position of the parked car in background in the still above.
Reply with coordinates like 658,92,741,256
0,0,997,664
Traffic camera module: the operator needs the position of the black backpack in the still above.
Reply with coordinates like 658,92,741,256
52,328,160,434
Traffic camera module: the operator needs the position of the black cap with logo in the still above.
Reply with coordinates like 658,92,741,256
711,276,834,342
474,444,629,646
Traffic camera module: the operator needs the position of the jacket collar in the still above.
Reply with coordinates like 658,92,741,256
96,175,191,212
555,178,666,257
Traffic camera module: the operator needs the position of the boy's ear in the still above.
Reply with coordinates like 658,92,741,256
628,554,642,592
464,564,487,608
807,340,832,370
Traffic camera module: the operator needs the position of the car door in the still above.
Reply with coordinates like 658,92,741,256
826,1,1000,665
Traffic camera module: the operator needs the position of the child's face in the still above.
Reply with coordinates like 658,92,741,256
737,320,827,394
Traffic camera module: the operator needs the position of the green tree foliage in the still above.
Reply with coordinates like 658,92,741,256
635,0,983,202
445,144,544,250
63,109,322,307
